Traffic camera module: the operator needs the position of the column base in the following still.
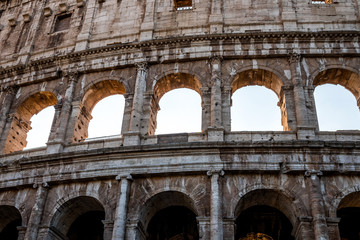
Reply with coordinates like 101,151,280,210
207,128,224,141
46,141,65,154
296,127,316,140
123,132,141,146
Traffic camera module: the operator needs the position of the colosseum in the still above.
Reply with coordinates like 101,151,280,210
0,0,359,239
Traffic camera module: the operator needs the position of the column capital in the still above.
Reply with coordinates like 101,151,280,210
32,182,50,189
288,51,301,64
135,61,148,72
116,173,133,181
207,169,225,177
209,55,223,65
0,85,19,95
304,170,323,177
63,70,80,82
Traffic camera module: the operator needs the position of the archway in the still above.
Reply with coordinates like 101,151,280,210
231,69,290,131
313,69,360,131
0,205,22,240
49,196,105,240
4,91,57,154
139,191,199,240
73,80,126,142
337,191,360,240
148,73,202,135
234,189,297,240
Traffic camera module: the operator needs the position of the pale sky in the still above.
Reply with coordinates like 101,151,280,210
24,84,360,149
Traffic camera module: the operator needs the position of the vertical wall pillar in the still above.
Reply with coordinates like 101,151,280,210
293,216,315,240
288,52,315,139
17,226,27,240
0,86,18,151
47,71,79,153
24,183,49,240
197,217,210,240
280,86,297,131
221,86,232,132
139,0,156,41
121,94,134,134
124,63,147,146
75,0,98,51
305,170,329,240
209,0,224,33
47,103,63,142
102,220,114,240
207,170,224,240
201,87,211,133
112,174,133,240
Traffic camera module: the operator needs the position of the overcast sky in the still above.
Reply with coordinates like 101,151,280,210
24,84,360,149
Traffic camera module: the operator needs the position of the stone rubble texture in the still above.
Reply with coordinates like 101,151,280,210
0,0,359,239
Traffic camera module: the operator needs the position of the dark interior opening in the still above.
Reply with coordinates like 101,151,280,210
54,14,72,32
0,218,21,240
67,211,105,240
337,207,360,240
147,206,199,240
235,205,294,240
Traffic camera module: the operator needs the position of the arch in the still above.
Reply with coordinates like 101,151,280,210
147,73,202,135
313,68,360,105
49,196,105,239
4,91,57,154
0,205,22,240
335,191,360,240
73,80,126,142
138,191,199,231
231,69,284,98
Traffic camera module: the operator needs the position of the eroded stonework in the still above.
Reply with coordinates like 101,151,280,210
0,0,360,239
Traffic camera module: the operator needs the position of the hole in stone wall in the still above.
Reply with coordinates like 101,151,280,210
314,84,360,131
235,205,294,240
54,13,72,32
25,106,55,150
155,88,201,134
87,94,125,139
174,0,192,10
231,86,282,131
147,206,199,240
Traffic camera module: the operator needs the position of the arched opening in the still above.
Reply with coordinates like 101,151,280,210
139,191,199,239
231,86,282,131
231,69,289,131
87,95,125,139
74,80,126,142
0,205,22,240
155,88,201,134
337,191,360,240
234,190,298,240
148,73,202,135
313,69,360,131
50,196,105,240
235,205,293,240
25,106,55,149
4,91,57,154
314,84,360,131
147,206,199,240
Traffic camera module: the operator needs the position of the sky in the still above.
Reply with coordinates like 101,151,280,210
24,84,360,149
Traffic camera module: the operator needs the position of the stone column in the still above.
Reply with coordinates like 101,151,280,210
288,52,315,139
17,226,27,240
305,170,329,240
201,87,211,133
112,174,133,240
47,71,79,153
209,0,224,33
121,94,134,134
207,170,224,240
24,183,49,240
124,63,147,146
221,86,232,132
279,86,297,131
0,86,18,143
139,0,156,41
75,0,98,51
102,220,114,240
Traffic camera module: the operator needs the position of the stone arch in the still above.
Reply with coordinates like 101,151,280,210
147,73,203,135
233,189,298,240
49,196,106,240
72,79,127,142
0,205,22,240
312,67,360,107
3,91,57,154
231,68,294,131
138,191,200,233
334,191,360,240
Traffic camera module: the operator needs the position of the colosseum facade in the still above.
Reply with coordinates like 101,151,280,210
0,0,359,239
